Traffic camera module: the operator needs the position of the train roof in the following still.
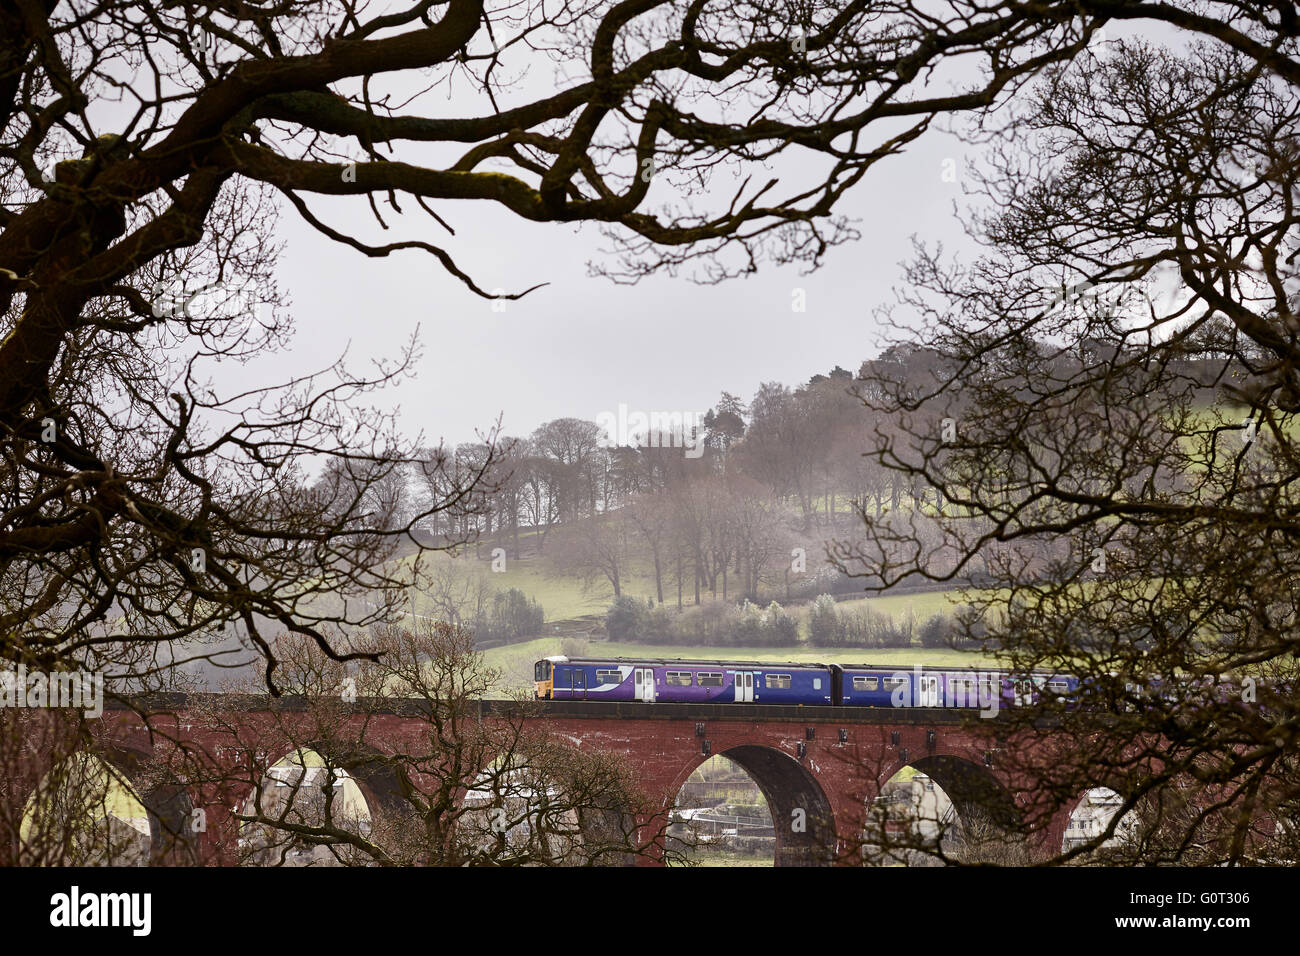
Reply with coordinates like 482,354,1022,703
837,662,1012,673
542,656,1071,677
545,656,831,668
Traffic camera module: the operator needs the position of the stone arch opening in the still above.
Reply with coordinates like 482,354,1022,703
3,714,198,866
19,751,155,866
1062,786,1135,857
868,755,1022,865
237,747,376,866
98,744,199,865
301,739,408,827
670,745,836,867
455,751,634,865
669,754,775,866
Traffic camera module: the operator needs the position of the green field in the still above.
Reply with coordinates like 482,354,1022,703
405,542,983,627
404,549,655,621
830,590,979,623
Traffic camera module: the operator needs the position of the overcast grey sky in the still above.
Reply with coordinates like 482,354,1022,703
258,120,976,451
205,19,1173,455
199,5,1125,454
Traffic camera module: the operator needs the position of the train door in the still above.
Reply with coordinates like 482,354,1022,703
733,671,755,702
918,674,940,707
634,668,655,702
1014,677,1041,707
571,667,586,700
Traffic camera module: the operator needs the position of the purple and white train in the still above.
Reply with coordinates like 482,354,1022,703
534,656,1079,710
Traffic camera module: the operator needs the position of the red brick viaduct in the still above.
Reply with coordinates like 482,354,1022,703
8,696,1095,866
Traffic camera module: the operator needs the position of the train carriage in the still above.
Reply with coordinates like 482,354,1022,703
536,657,834,705
535,656,1081,711
835,664,1011,709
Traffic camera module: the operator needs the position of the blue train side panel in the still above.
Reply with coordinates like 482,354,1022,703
749,665,833,705
837,665,1038,710
541,657,1085,710
547,658,833,704
550,661,635,701
837,667,904,707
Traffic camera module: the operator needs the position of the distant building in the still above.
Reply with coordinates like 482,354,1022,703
238,758,372,867
1063,787,1130,851
875,773,955,843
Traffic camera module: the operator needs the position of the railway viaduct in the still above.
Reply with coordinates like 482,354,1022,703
7,695,1090,866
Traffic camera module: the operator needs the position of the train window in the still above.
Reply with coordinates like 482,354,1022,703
666,671,693,686
534,662,548,681
595,669,621,683
765,674,792,689
883,677,907,692
1048,680,1069,692
813,678,822,690
698,672,723,686
853,676,879,691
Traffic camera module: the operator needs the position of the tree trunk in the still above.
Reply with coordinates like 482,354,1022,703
677,553,684,610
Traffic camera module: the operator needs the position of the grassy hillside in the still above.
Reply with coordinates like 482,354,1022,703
404,549,649,621
830,590,975,623
405,545,979,633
